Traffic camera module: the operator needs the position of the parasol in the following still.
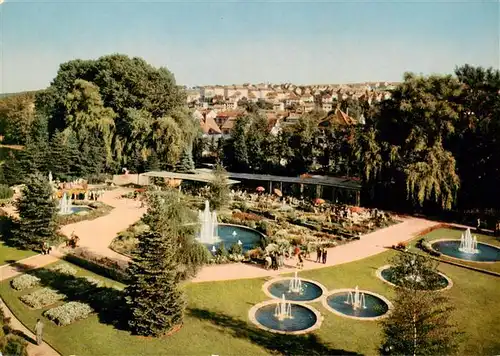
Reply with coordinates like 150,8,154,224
256,186,265,193
273,188,282,197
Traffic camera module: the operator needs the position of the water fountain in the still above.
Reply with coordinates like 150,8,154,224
197,200,220,245
288,271,303,294
58,192,73,215
345,286,366,310
459,228,479,254
274,294,293,321
404,256,423,283
48,171,53,184
232,231,237,237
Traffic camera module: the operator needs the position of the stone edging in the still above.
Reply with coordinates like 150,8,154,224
262,276,328,303
321,288,393,321
375,264,453,291
430,238,500,264
248,299,323,335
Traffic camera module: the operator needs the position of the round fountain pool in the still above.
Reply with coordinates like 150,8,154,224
204,224,262,252
264,278,327,302
431,240,500,262
249,300,322,334
58,206,91,215
377,265,452,291
323,289,392,320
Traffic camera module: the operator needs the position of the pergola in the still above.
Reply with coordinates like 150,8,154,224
141,169,362,205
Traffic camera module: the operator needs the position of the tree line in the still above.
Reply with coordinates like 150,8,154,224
219,65,500,218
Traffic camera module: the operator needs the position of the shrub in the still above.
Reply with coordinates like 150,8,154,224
258,234,270,249
232,212,262,222
44,302,94,326
10,274,40,291
3,334,28,356
19,288,64,309
0,185,14,200
216,242,228,257
84,276,105,288
48,263,77,276
255,220,269,235
228,242,243,255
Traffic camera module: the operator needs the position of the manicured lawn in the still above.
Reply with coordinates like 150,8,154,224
0,241,36,266
410,227,500,274
1,247,500,356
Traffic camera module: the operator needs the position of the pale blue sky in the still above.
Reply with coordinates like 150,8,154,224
0,0,498,92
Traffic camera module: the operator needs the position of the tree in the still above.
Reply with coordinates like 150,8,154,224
175,146,195,173
125,227,186,336
388,253,445,290
0,91,37,145
12,173,58,249
208,164,230,210
380,287,461,356
230,116,250,172
36,54,191,169
125,190,190,336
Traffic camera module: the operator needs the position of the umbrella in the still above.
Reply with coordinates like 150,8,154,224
265,243,279,253
273,188,282,197
256,186,265,193
314,198,325,206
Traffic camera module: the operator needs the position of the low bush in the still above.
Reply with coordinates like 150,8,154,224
232,211,262,222
44,301,94,326
84,276,105,288
63,248,129,284
0,185,14,200
19,288,64,309
228,242,243,255
48,263,77,276
10,274,40,291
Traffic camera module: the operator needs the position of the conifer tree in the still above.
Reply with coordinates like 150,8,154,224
12,173,58,249
49,130,72,181
125,190,189,336
175,147,195,173
145,150,160,172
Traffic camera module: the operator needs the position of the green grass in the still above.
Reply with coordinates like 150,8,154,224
0,241,36,266
1,232,500,356
410,227,500,274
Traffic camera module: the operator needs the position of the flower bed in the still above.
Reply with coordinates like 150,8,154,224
48,263,77,276
19,287,64,309
44,301,94,326
11,274,40,291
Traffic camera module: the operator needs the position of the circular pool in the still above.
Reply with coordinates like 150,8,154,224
377,265,452,291
323,289,392,320
249,300,322,334
264,278,327,302
431,240,500,262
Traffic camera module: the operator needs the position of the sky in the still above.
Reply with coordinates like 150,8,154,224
0,0,498,92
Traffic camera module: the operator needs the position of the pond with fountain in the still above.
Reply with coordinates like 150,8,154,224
264,271,326,302
323,286,391,320
249,295,322,334
197,200,263,252
58,192,91,215
378,265,451,291
431,228,500,262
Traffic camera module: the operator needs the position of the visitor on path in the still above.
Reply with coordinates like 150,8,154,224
41,242,51,255
477,218,481,232
297,252,304,269
322,248,328,264
271,253,278,270
316,247,322,263
294,245,301,257
35,319,43,346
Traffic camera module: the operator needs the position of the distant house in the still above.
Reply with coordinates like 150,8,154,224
198,109,222,136
318,108,358,127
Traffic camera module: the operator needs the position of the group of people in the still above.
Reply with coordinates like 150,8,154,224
316,246,328,264
40,241,52,255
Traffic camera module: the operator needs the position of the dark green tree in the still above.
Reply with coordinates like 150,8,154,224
388,253,445,291
230,115,250,172
49,130,72,181
145,150,160,172
12,173,58,249
125,227,186,336
175,146,195,173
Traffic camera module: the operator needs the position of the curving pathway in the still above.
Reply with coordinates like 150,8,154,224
191,216,439,282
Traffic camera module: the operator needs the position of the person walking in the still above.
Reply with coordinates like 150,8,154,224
35,319,44,346
322,248,328,264
316,246,322,263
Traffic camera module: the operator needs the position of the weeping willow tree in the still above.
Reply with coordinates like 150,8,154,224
360,73,463,210
64,79,116,166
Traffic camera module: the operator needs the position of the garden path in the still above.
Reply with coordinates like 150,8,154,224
0,297,60,356
191,216,441,282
